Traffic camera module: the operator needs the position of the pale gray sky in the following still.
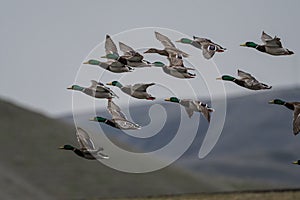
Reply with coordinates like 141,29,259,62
1,0,299,116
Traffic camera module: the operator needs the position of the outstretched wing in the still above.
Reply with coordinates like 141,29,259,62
113,119,141,130
97,83,119,98
184,107,194,118
76,127,96,150
107,100,141,129
155,32,189,57
155,31,176,48
237,70,258,82
238,70,272,89
89,80,119,97
193,36,213,44
119,42,135,54
132,83,155,92
261,31,273,43
107,99,126,120
261,31,282,48
237,69,271,89
119,42,144,62
265,38,282,48
193,36,213,43
89,80,99,89
293,104,300,135
171,66,194,73
105,35,119,56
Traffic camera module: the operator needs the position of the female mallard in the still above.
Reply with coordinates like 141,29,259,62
59,127,109,160
176,36,226,59
240,31,294,56
90,99,141,130
67,80,118,99
151,61,195,79
216,69,272,90
103,42,152,68
269,99,300,135
165,97,214,122
144,31,189,58
107,81,156,100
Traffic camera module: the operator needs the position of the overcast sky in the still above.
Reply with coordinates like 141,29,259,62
1,0,299,117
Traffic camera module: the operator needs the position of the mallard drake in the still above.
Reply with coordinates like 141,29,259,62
90,99,141,130
151,61,195,79
165,97,214,122
216,69,272,90
107,81,156,100
176,36,226,59
269,99,300,135
240,31,294,56
144,31,189,58
59,127,109,160
103,42,152,68
67,80,118,99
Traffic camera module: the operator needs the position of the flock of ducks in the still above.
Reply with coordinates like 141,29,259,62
60,31,300,164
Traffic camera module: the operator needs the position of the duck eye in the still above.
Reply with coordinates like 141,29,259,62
208,45,216,51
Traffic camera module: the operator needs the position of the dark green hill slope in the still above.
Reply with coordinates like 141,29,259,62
0,99,223,200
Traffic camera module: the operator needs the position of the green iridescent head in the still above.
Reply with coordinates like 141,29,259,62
176,38,193,44
240,42,258,48
107,81,123,88
83,59,100,65
89,116,107,123
269,99,286,105
165,97,180,103
67,85,84,91
152,61,165,67
59,144,75,150
216,75,236,81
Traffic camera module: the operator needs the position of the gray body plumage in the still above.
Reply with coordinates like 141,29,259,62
119,42,152,67
162,65,195,79
107,100,141,130
83,80,118,99
179,99,214,122
146,31,189,58
75,127,109,160
165,56,195,79
260,31,293,56
120,83,156,99
98,60,133,73
236,70,272,90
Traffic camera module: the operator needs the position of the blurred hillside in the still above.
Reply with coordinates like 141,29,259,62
0,99,250,200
